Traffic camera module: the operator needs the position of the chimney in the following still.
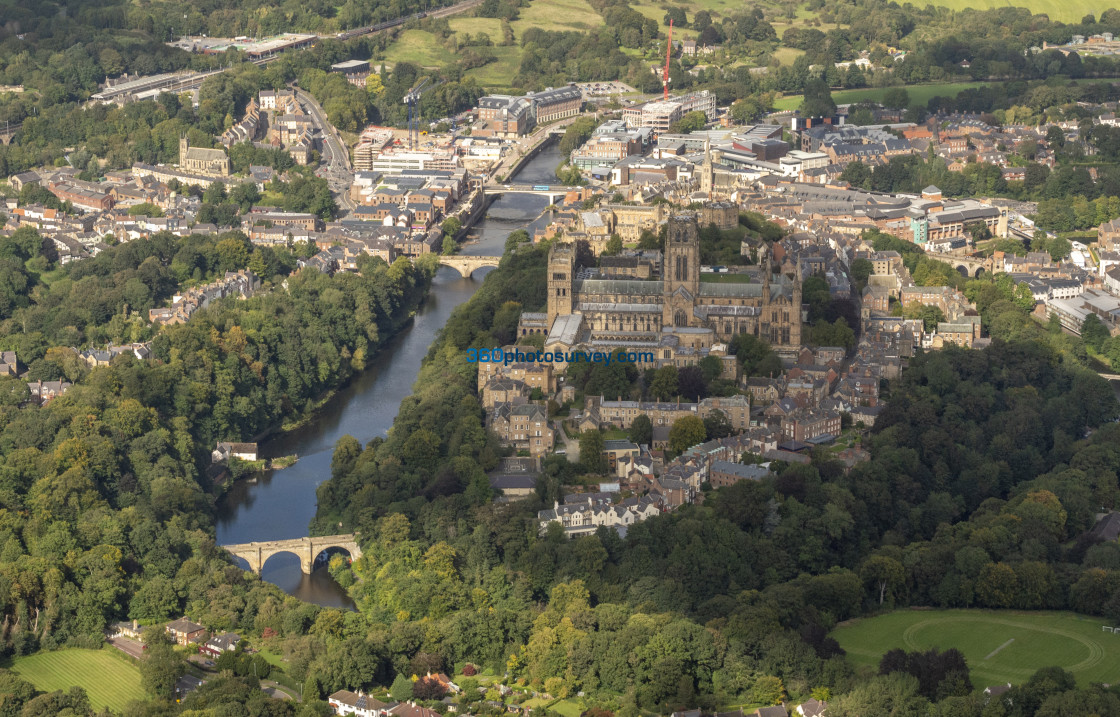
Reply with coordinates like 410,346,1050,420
132,619,138,630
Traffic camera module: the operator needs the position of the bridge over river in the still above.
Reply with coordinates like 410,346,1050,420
437,255,501,278
221,534,362,575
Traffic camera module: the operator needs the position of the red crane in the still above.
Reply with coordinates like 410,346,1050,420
662,19,673,100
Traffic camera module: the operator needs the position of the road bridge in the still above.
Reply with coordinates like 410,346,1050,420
482,184,578,204
221,534,362,575
438,255,501,278
925,253,992,278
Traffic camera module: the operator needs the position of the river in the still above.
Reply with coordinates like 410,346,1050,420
214,145,563,607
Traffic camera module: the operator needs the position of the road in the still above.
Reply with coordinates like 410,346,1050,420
293,86,357,214
261,680,299,701
486,115,585,183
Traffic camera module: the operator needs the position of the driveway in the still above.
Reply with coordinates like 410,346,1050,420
553,420,578,463
108,636,145,659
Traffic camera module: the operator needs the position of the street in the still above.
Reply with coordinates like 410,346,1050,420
293,86,357,214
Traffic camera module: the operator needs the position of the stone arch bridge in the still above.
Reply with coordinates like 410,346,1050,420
925,253,992,278
221,534,362,575
0,123,21,146
438,255,501,278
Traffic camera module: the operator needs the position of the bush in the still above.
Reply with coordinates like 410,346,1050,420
462,664,477,676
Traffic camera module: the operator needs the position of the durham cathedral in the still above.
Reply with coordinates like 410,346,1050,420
543,213,803,360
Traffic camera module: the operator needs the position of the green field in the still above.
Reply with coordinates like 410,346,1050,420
772,82,991,111
383,29,447,68
9,649,145,711
923,0,1099,24
833,610,1120,688
465,46,523,90
447,17,505,36
513,0,604,35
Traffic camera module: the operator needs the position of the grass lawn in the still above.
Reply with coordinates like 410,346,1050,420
771,47,804,66
772,81,991,111
833,609,1120,688
925,0,1096,24
448,17,505,35
549,699,585,717
382,29,447,68
513,0,604,34
259,189,285,206
465,46,523,90
256,647,286,669
9,649,145,712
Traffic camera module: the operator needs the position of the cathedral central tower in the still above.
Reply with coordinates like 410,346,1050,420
663,215,700,327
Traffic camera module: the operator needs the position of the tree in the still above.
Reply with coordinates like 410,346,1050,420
730,333,782,378
140,630,186,700
879,648,972,701
390,674,413,702
976,562,1019,608
580,430,607,474
670,111,707,134
663,7,686,27
800,79,836,119
669,415,706,453
860,555,906,607
850,258,872,289
603,234,623,256
1082,313,1110,352
882,87,910,110
650,365,679,401
703,409,732,439
731,94,773,124
750,676,786,705
441,217,462,237
628,414,653,446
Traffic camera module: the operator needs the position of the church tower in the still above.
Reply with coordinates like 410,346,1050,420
663,215,700,328
547,242,575,326
179,135,189,166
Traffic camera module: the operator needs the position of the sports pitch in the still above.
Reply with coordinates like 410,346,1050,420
832,610,1120,687
9,648,145,711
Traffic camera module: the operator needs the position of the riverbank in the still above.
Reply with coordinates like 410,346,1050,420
245,271,434,446
215,157,560,606
274,313,419,435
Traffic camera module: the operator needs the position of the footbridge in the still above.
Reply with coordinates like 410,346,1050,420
439,255,501,278
221,534,362,575
482,184,579,204
925,253,992,278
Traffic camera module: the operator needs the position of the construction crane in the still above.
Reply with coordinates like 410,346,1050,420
403,77,431,150
662,18,673,100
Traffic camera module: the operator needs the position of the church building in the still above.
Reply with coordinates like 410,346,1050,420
546,213,802,354
179,137,231,177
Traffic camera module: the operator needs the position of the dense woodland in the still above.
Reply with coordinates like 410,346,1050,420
0,230,436,715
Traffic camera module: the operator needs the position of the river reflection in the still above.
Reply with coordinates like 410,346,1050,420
215,152,559,606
